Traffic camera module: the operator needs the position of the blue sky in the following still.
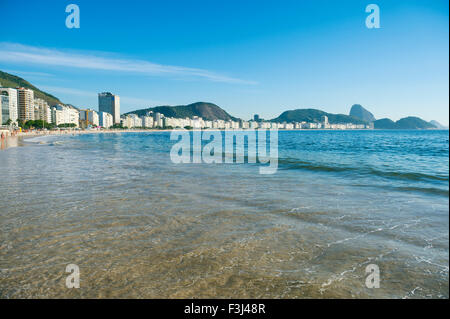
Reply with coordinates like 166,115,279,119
0,0,448,123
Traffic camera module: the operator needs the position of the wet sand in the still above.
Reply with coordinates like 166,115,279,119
0,129,171,151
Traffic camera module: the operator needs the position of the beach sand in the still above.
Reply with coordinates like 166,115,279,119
0,128,174,150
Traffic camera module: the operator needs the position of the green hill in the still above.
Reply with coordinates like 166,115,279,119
126,102,240,121
0,70,63,106
374,116,437,129
373,118,397,129
349,104,376,122
271,108,367,124
396,117,437,129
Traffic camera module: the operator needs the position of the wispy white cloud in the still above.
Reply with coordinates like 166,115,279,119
38,85,96,97
0,42,256,85
2,69,54,78
39,85,165,107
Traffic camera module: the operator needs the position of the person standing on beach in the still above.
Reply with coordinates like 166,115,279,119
0,133,5,150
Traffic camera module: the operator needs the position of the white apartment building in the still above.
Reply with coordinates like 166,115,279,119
154,112,164,127
99,112,113,128
129,114,142,127
285,123,294,130
140,115,154,128
191,116,202,129
34,98,51,123
0,88,18,123
52,105,79,127
249,121,258,129
204,120,212,129
90,110,99,126
1,94,9,125
121,115,134,128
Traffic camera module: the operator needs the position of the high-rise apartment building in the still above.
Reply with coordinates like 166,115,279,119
34,98,51,123
0,88,18,123
1,94,9,125
99,112,113,128
17,88,34,121
98,92,120,124
51,105,79,127
140,115,154,128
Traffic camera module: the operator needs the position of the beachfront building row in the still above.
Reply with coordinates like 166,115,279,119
1,85,372,130
53,107,114,129
0,87,34,123
51,105,80,127
0,87,52,124
0,86,118,129
119,112,373,130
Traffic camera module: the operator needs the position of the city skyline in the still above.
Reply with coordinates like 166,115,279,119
0,0,448,124
0,82,375,130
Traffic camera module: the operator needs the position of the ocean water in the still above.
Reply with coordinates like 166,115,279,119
0,130,448,298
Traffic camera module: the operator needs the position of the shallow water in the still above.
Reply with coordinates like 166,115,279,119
0,130,448,298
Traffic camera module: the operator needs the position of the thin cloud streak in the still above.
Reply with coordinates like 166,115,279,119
2,69,54,78
39,85,165,108
0,43,257,85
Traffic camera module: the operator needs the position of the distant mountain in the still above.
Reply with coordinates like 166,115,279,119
430,120,448,129
349,104,376,122
396,117,436,129
373,118,397,129
0,70,63,107
374,116,437,129
126,102,240,121
271,108,367,124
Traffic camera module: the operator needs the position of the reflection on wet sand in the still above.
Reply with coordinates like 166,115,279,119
0,136,22,150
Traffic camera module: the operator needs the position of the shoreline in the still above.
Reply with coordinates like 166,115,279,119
0,128,195,150
0,129,156,150
1,127,447,151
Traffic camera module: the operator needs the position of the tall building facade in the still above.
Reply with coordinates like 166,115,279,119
321,115,329,129
140,115,154,128
121,115,134,128
51,105,79,127
17,88,34,121
34,98,51,123
0,88,18,123
79,109,99,127
98,92,120,124
1,95,9,125
154,112,163,127
99,112,113,128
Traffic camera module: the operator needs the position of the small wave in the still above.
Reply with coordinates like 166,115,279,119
347,183,449,197
389,186,448,197
278,158,448,183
